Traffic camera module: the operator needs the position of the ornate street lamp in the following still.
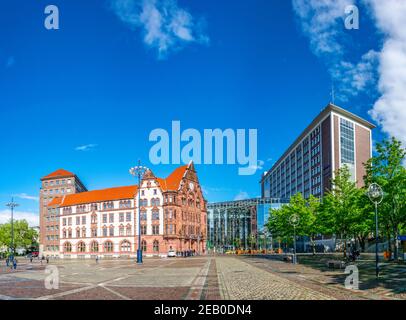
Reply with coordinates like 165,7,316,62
129,160,149,264
367,183,384,279
289,214,300,264
6,198,19,261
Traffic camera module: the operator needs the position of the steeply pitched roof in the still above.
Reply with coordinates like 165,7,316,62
157,165,188,191
41,169,75,180
47,164,191,207
48,185,138,207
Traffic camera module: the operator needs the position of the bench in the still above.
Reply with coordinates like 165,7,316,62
327,260,346,269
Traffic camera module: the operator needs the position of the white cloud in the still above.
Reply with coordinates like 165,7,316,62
0,210,39,227
292,0,378,101
365,0,406,145
75,144,98,151
234,191,250,201
110,0,208,58
14,193,39,202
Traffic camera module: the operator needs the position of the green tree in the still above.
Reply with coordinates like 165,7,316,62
0,220,38,253
266,193,321,253
320,166,361,258
364,137,406,259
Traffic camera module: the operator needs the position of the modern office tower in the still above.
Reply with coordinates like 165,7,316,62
261,103,375,200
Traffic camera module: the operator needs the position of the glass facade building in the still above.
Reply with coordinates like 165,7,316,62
206,198,289,252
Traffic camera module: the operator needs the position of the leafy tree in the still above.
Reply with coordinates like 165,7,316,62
0,220,38,253
320,166,361,258
364,137,406,259
267,193,320,254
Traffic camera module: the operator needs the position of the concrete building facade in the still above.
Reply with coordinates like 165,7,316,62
261,103,375,200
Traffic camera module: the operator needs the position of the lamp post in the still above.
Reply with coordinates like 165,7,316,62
289,214,299,264
367,183,384,279
129,160,149,264
6,198,19,261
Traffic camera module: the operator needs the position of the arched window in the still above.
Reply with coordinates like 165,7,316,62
119,225,125,236
82,227,86,238
141,240,147,252
90,241,99,252
64,242,72,252
77,242,86,253
76,227,80,238
104,241,114,252
126,224,131,236
153,240,159,252
120,240,131,252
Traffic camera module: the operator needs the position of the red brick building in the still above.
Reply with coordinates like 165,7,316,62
40,162,207,258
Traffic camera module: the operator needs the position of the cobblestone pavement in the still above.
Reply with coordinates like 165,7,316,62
0,257,211,300
0,256,402,300
216,257,335,300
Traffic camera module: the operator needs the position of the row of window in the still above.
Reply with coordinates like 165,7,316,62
62,240,160,253
44,179,73,187
43,188,72,195
62,225,133,238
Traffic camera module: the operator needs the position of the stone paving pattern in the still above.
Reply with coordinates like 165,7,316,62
0,255,404,300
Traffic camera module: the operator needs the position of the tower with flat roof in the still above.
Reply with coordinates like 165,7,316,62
39,169,87,257
261,103,375,200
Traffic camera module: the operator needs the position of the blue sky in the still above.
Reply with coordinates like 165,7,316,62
1,0,405,225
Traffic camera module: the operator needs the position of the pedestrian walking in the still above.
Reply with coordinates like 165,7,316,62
46,256,49,264
6,258,9,267
96,256,99,264
13,259,17,270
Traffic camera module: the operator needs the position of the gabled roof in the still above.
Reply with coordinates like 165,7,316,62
47,163,192,207
157,165,188,191
48,185,138,207
41,169,75,180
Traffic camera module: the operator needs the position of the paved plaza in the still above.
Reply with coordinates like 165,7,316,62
0,255,404,300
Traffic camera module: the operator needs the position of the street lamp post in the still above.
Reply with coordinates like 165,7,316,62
367,183,384,279
6,198,19,261
129,160,149,264
289,214,299,264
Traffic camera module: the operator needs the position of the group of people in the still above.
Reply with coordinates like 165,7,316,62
178,249,196,257
5,257,17,270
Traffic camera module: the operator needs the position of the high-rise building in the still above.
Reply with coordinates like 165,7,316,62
261,103,375,199
40,162,207,258
39,169,87,257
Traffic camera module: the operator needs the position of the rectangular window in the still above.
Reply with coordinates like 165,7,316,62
109,227,114,237
76,217,80,225
92,229,97,237
152,225,159,235
103,214,107,224
109,213,114,223
126,212,131,222
82,216,86,224
103,228,107,237
141,225,147,235
119,212,124,222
